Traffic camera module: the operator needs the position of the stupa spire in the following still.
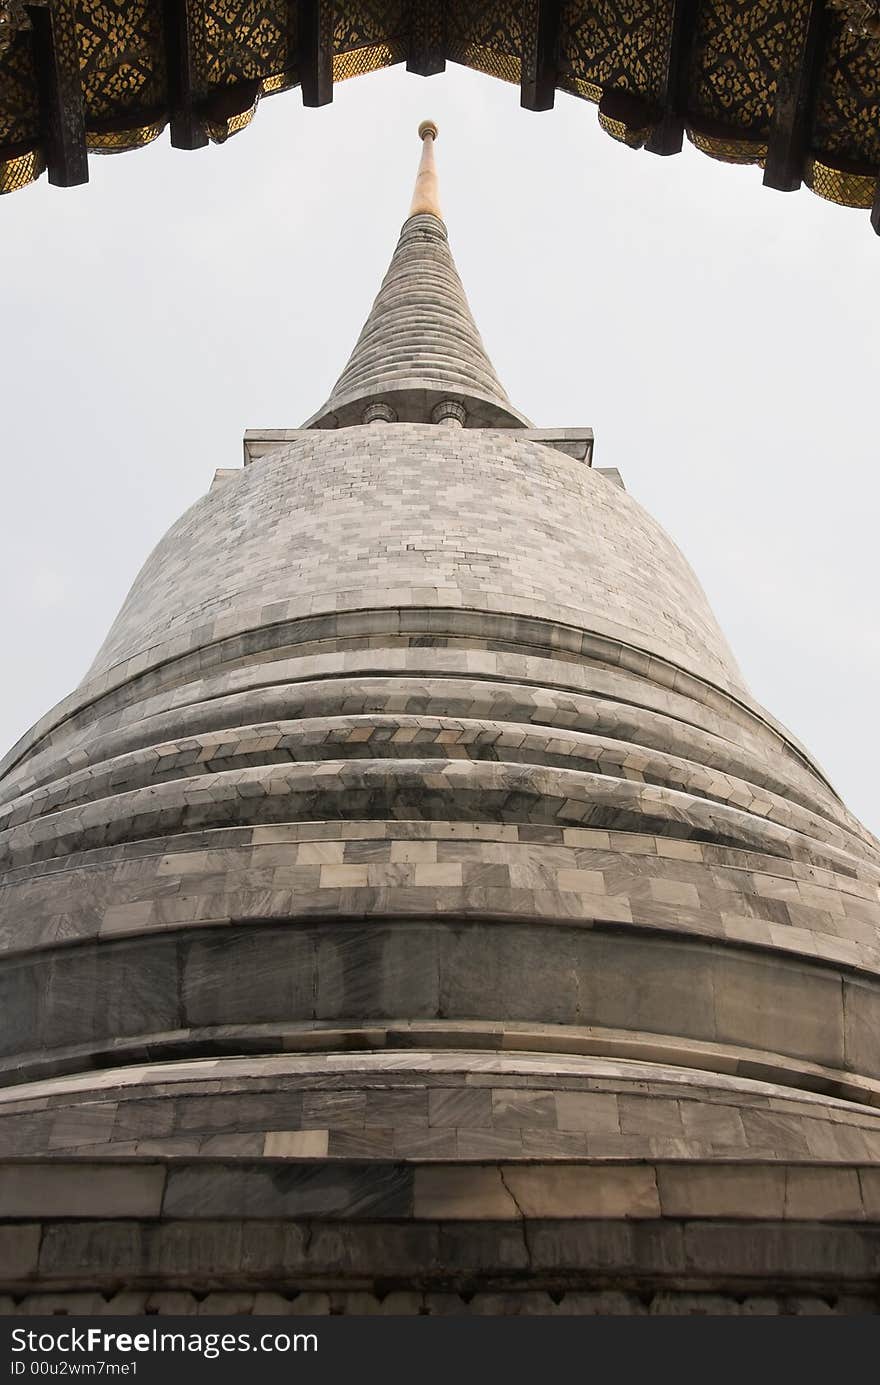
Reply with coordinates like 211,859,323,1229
304,122,530,430
409,119,442,218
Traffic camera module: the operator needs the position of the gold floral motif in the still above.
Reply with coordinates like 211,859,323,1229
559,0,667,100
201,0,288,88
0,25,41,143
76,0,165,120
334,0,405,53
690,0,806,133
813,14,880,163
446,0,522,85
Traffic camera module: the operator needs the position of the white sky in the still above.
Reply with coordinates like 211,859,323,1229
1,63,878,833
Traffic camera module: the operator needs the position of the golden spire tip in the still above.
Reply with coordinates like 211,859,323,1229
409,118,441,219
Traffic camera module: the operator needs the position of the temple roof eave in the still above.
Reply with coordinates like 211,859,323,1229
3,2,879,233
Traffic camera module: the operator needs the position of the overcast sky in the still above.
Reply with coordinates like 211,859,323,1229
1,63,878,833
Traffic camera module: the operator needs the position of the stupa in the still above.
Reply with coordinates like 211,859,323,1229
2,125,880,1316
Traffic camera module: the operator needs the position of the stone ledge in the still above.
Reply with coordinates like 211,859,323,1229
243,427,595,468
3,1177,880,1300
5,1013,880,1107
3,919,874,1088
1,1287,876,1315
2,1158,880,1225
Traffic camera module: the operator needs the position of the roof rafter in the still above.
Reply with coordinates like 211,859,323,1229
645,0,697,157
164,0,208,150
407,0,445,77
521,0,560,113
27,0,87,186
763,0,826,191
298,0,333,106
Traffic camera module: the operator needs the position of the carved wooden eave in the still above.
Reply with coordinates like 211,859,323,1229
1,0,879,233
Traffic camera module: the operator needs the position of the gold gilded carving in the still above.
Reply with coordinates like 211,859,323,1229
687,127,768,164
558,0,664,101
333,39,404,81
598,109,651,147
0,25,41,144
813,15,880,163
261,71,291,92
597,89,656,149
691,0,805,133
87,118,166,151
0,142,44,191
76,0,165,120
334,0,405,53
203,85,260,140
805,154,876,204
202,0,288,88
446,0,522,85
557,73,602,104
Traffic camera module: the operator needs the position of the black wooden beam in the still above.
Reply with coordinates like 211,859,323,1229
407,0,445,77
299,0,333,106
763,0,826,191
520,0,560,112
27,0,88,186
164,0,208,150
644,0,697,157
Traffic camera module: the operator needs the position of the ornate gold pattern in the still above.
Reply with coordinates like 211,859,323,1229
558,0,668,101
333,39,405,81
334,0,405,53
556,73,602,104
261,71,290,93
202,0,289,88
813,13,880,162
690,0,807,133
806,154,876,204
598,110,651,149
76,0,165,120
204,90,260,141
0,27,40,143
1,0,879,222
86,118,166,151
0,142,43,191
687,127,767,165
446,0,522,85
